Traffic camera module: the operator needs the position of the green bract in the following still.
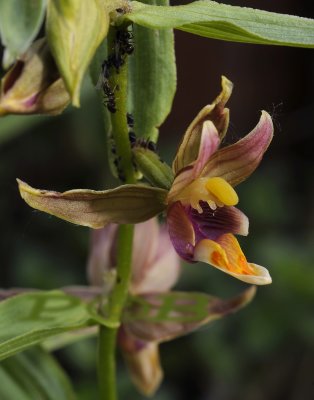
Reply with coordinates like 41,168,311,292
132,146,174,189
46,0,110,106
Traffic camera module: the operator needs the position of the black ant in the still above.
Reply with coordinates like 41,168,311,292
116,30,134,56
127,113,134,128
129,131,136,144
102,81,117,113
96,27,134,114
129,131,157,153
137,138,157,152
97,26,134,85
112,156,125,182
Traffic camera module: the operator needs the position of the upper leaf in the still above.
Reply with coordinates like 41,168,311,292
0,0,47,68
128,0,177,142
46,0,110,106
126,1,314,48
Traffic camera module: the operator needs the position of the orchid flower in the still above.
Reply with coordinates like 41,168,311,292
164,76,273,285
87,218,256,396
17,76,273,285
0,39,70,116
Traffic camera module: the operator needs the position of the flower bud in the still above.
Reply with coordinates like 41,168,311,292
0,38,70,116
118,328,163,397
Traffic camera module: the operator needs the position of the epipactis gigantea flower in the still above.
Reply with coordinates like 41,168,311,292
164,76,273,285
17,76,273,285
0,39,70,116
87,218,256,396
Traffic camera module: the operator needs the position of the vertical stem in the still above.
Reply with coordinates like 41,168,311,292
98,24,135,400
108,27,136,185
98,224,134,400
108,224,134,320
98,326,118,400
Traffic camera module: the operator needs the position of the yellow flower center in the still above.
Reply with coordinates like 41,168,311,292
175,176,238,213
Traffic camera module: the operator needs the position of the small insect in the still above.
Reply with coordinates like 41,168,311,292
131,135,157,152
127,113,134,128
102,81,117,113
117,30,134,56
147,141,157,152
129,131,136,144
112,155,125,182
103,100,115,113
108,52,123,72
96,26,134,90
137,138,157,152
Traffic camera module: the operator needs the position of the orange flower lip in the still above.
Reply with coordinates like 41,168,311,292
194,234,272,285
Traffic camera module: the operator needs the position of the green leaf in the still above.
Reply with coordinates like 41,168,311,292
0,0,47,68
46,0,110,106
126,1,314,48
128,0,176,142
0,347,76,400
0,290,93,361
17,179,167,229
42,327,97,352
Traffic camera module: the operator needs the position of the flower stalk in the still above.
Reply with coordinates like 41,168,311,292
107,26,136,185
98,25,135,400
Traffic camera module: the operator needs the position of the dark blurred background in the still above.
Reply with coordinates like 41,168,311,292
0,0,314,399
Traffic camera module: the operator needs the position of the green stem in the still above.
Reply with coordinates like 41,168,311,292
98,223,134,400
98,25,135,400
98,326,118,400
108,27,136,185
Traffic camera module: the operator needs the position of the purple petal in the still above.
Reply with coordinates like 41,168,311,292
189,202,249,241
167,202,195,261
191,121,220,178
201,111,273,186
